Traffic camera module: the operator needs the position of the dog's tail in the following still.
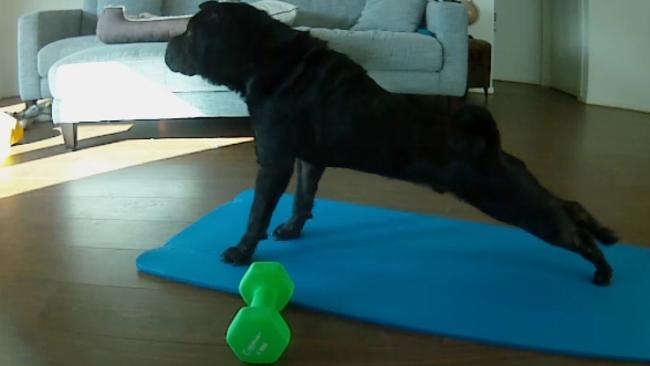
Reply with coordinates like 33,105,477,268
448,105,501,159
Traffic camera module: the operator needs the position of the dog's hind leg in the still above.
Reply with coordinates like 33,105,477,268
561,199,619,246
444,105,617,285
273,160,325,240
454,152,618,286
222,161,295,265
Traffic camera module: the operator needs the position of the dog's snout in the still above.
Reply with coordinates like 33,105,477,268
165,38,180,71
164,47,178,72
165,36,196,76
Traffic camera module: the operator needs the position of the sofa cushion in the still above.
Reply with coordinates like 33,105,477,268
304,28,443,72
244,0,366,29
162,0,301,19
48,42,227,100
163,0,204,16
38,36,104,77
352,0,428,32
252,0,299,25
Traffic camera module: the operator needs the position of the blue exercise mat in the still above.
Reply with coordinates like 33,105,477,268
137,190,650,361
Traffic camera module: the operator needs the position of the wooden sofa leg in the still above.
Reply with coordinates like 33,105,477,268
61,123,78,151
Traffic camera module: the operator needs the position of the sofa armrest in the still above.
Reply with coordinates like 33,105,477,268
18,9,83,101
426,1,468,96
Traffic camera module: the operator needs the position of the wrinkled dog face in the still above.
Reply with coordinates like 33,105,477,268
165,1,272,91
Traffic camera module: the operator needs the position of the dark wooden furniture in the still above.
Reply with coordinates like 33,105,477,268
468,37,493,98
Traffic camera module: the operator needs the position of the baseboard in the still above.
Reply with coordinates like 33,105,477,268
583,98,650,114
468,87,495,95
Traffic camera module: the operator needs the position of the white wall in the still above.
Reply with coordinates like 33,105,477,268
0,0,81,98
494,0,649,112
543,0,583,97
468,0,495,45
493,0,542,84
584,0,650,113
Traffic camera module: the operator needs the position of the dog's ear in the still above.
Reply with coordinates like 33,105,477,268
199,1,220,13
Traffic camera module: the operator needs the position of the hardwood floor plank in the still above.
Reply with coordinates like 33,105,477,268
1,278,237,344
0,216,190,250
0,195,222,222
3,246,165,289
0,326,233,366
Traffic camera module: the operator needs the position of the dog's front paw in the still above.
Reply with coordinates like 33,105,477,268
593,266,613,287
273,222,302,241
221,246,252,265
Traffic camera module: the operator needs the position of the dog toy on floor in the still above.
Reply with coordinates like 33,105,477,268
226,262,295,364
0,112,24,162
8,100,52,129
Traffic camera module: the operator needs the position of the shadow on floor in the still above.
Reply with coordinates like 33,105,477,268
5,117,254,167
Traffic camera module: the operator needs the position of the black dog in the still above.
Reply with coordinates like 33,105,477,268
165,1,619,285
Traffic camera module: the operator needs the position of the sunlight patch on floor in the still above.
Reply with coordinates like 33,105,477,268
0,129,253,198
0,103,26,114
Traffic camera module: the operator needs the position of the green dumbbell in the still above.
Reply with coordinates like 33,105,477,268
226,262,295,364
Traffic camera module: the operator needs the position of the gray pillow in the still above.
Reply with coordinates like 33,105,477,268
351,0,428,32
97,7,190,44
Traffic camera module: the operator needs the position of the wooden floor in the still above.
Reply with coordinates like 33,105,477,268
1,82,648,366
